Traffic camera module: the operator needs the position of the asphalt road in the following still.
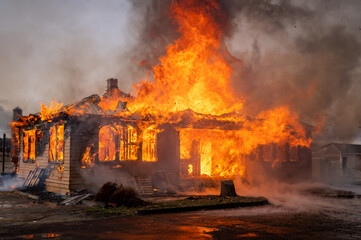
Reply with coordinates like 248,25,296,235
1,191,361,240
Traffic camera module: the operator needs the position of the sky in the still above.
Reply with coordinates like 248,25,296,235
0,0,361,143
0,0,139,134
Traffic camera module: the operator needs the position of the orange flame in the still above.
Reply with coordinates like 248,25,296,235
40,100,63,121
49,126,56,162
180,107,310,177
23,129,36,161
56,125,64,161
57,163,64,180
128,0,243,115
81,146,96,168
13,0,313,180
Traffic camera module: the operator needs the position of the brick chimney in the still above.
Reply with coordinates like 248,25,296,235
106,78,118,92
12,107,22,121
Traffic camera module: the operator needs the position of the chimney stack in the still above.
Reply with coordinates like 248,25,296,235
107,78,118,92
12,107,22,121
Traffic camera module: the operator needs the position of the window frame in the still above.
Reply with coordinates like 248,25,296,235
98,125,118,162
22,129,36,162
142,126,157,162
97,124,146,163
48,123,65,163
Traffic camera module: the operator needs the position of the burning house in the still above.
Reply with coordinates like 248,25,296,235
10,0,312,195
10,79,312,195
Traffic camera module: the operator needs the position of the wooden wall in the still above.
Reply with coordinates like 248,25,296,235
68,122,98,192
18,123,71,195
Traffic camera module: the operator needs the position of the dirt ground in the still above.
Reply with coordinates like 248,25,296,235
1,191,361,239
0,191,96,226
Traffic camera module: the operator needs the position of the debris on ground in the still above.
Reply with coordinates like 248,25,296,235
95,182,147,208
23,168,46,188
60,194,93,206
18,188,65,203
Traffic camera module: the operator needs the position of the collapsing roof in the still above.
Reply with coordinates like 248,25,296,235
12,78,266,131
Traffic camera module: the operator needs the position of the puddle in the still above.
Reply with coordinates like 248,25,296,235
0,203,33,208
179,226,218,234
19,233,61,239
237,233,258,237
0,204,14,208
19,235,33,240
96,226,218,239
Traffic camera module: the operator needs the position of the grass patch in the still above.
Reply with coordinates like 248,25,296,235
88,206,137,216
88,195,268,216
142,196,266,209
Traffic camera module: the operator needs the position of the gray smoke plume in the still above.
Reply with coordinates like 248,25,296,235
1,0,361,143
223,0,361,143
128,0,361,143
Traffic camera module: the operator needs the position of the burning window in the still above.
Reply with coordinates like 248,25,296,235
180,129,216,177
142,126,156,162
127,126,138,160
180,129,247,178
98,125,140,162
289,146,299,162
82,146,94,168
98,125,116,162
57,125,64,160
263,144,274,162
23,129,36,161
200,141,212,176
276,143,287,163
118,126,126,161
180,136,201,177
49,124,64,162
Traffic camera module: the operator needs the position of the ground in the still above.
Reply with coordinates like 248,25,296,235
0,190,361,239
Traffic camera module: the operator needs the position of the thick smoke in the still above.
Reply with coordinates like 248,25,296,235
125,0,361,198
80,165,132,193
223,0,361,143
1,0,359,196
128,0,361,143
1,0,360,142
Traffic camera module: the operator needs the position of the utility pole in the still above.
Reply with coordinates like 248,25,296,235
2,133,5,173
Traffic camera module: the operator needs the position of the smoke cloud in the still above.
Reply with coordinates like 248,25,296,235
80,165,132,193
128,0,361,143
1,0,361,143
223,0,361,143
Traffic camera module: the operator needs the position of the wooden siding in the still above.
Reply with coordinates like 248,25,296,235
69,124,98,192
18,124,71,195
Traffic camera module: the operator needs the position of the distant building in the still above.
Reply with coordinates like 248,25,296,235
313,143,361,182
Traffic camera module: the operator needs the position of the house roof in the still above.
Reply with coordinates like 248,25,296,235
324,143,361,154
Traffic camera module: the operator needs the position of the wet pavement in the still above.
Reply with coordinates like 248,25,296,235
1,191,361,239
